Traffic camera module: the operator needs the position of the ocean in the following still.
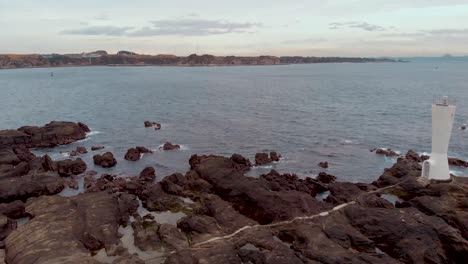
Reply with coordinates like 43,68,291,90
1,58,468,182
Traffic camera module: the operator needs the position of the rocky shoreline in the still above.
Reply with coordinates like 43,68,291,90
0,121,467,263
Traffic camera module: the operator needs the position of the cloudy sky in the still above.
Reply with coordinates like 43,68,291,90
1,0,467,56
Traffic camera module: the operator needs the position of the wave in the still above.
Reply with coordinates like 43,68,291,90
86,130,103,136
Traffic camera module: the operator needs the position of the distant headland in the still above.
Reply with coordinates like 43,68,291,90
0,50,405,69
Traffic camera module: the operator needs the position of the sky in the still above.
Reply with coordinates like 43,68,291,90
1,0,468,57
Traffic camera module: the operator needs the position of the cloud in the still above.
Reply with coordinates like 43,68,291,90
60,26,133,36
60,19,260,37
329,21,388,32
282,38,328,45
129,19,261,36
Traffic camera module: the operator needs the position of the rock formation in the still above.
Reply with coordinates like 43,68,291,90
93,152,117,168
0,121,89,148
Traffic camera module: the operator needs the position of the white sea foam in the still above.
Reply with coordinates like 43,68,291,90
340,139,354,144
86,130,103,136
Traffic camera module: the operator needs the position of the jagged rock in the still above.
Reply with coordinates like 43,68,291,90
93,152,117,168
190,155,330,224
270,152,281,162
0,121,90,148
318,161,329,169
144,121,161,129
56,158,86,177
0,146,34,165
161,142,181,151
316,172,337,184
230,154,252,171
448,157,468,167
124,146,153,161
91,146,105,151
255,153,271,166
374,148,399,157
0,201,26,219
124,148,140,161
139,167,155,181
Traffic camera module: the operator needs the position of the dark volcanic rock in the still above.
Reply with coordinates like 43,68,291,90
0,146,34,165
316,172,336,184
4,192,138,263
270,151,281,162
255,153,271,166
93,152,117,168
124,148,140,161
0,121,90,148
190,155,330,224
318,161,329,168
375,148,399,157
161,142,181,151
448,157,468,167
0,201,26,219
139,166,156,181
124,146,153,161
144,121,161,129
56,158,86,177
69,146,87,157
230,154,252,171
91,146,105,151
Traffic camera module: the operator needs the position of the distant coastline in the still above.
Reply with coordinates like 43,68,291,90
0,51,405,70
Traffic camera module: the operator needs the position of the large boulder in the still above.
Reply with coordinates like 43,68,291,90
161,142,180,151
4,192,138,264
56,158,87,177
255,153,271,166
144,121,161,129
93,152,117,168
124,148,140,161
0,121,90,148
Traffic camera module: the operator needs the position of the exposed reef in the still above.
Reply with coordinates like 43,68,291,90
0,121,467,264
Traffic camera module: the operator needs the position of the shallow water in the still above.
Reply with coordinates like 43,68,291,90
1,59,468,182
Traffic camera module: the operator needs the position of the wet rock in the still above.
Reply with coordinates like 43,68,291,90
136,146,152,154
255,153,271,166
190,155,330,224
69,146,88,156
93,152,117,168
230,154,252,171
161,142,181,151
91,146,105,151
374,148,399,157
4,192,137,264
124,146,153,161
405,149,422,162
0,121,90,148
316,172,336,184
448,157,468,167
269,152,281,162
318,161,329,169
56,158,87,177
124,148,140,161
139,167,156,182
144,121,161,129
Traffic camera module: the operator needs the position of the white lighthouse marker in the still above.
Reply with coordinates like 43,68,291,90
421,96,456,181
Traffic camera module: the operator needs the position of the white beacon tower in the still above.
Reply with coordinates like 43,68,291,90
421,96,456,181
